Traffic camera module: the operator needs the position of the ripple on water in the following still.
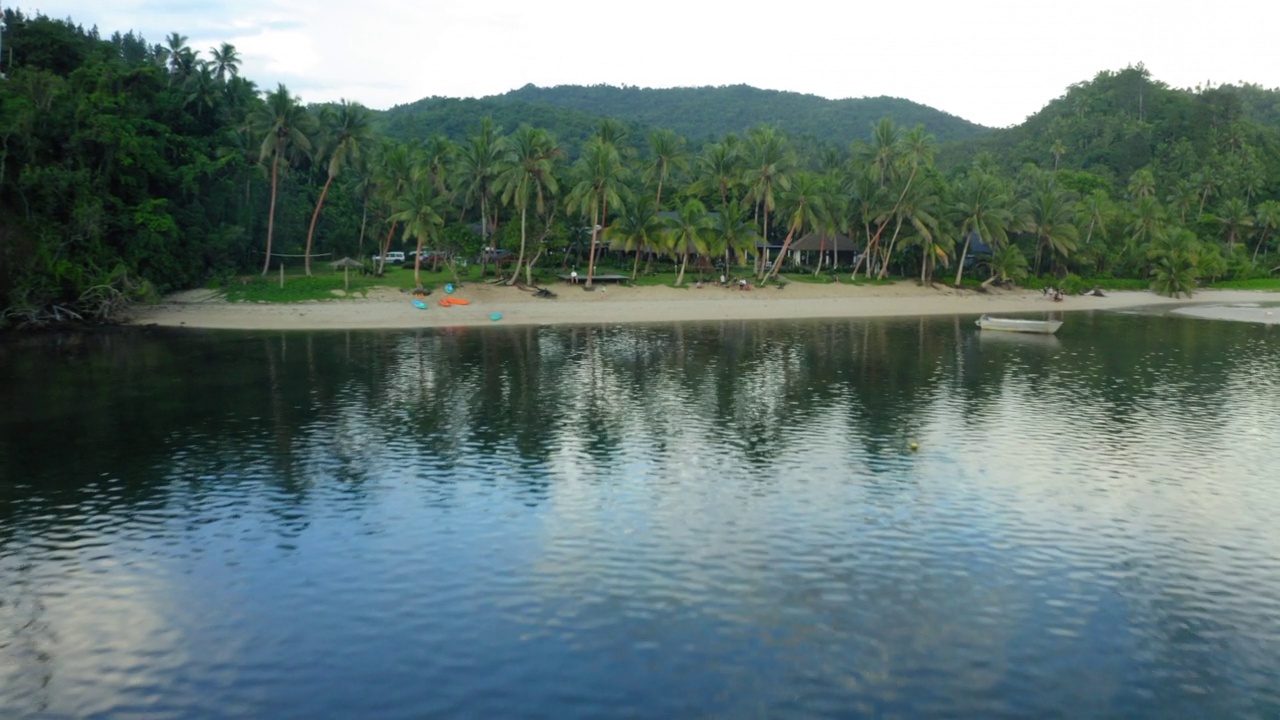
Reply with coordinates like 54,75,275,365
2,318,1280,718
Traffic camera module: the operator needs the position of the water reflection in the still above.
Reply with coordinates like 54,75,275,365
2,315,1279,718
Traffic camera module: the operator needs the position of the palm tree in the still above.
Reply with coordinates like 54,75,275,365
694,139,742,210
391,174,448,288
1252,200,1280,263
1217,197,1252,251
713,200,760,272
743,125,793,276
1050,138,1067,171
764,172,822,283
864,123,935,278
665,198,714,287
164,32,195,84
902,186,950,285
862,117,901,186
566,137,626,289
184,63,218,118
1127,168,1157,200
248,84,315,275
1165,178,1199,225
420,135,456,196
606,195,664,280
1148,227,1200,298
1020,177,1079,274
302,100,372,275
496,126,562,285
954,172,1013,286
644,129,689,212
374,142,414,275
456,118,503,263
209,43,240,83
347,151,379,262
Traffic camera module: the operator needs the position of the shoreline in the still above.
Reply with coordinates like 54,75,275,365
125,282,1280,331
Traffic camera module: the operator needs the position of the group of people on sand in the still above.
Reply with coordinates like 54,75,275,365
693,275,752,290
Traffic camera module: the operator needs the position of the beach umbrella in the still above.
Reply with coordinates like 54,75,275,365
330,257,363,291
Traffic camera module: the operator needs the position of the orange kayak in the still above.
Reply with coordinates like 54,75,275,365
438,297,471,307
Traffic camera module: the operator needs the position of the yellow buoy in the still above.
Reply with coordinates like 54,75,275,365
909,441,920,452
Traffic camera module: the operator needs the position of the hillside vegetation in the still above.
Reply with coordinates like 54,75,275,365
379,84,990,149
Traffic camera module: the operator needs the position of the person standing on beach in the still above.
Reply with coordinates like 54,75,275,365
571,269,578,284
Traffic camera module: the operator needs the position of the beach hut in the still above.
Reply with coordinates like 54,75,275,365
330,257,364,292
789,231,862,270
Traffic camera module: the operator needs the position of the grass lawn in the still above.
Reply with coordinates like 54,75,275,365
218,264,497,303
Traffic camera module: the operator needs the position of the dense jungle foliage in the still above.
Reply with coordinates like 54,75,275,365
2,12,1279,328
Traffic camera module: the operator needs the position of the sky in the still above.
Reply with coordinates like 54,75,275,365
20,0,1280,128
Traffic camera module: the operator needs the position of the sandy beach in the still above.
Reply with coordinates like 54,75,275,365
126,280,1280,331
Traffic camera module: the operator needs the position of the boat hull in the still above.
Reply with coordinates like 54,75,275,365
975,316,1062,334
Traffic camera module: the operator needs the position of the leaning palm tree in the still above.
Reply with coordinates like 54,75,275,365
566,137,627,289
1252,200,1280,263
763,172,823,283
303,100,372,275
248,83,315,275
665,198,714,287
495,125,562,285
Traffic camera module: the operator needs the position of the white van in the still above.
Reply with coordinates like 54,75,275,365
372,251,406,264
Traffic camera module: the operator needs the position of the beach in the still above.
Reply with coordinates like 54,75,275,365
125,281,1280,331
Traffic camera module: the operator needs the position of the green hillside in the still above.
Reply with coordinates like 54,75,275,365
380,83,992,147
940,66,1280,196
377,97,648,151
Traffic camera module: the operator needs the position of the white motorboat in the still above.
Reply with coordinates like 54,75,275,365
975,315,1063,334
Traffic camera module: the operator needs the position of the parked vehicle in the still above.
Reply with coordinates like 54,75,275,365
372,251,405,264
482,248,514,264
407,250,449,265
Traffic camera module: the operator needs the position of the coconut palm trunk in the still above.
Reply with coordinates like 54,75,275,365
585,201,603,289
261,150,281,275
303,174,334,276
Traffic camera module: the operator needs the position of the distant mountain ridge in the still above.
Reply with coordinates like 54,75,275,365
379,83,993,148
495,84,992,143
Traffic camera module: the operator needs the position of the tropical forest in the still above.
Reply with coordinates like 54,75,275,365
3,10,1280,328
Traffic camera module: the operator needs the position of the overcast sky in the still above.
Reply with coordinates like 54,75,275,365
25,0,1280,128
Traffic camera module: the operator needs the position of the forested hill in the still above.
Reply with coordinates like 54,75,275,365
940,66,1280,191
380,84,992,147
377,97,649,152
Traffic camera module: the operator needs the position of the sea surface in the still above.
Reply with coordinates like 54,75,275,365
2,311,1279,719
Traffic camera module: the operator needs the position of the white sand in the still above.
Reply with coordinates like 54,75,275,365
126,281,1280,331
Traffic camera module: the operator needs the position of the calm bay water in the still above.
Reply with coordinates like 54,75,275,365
2,312,1279,719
